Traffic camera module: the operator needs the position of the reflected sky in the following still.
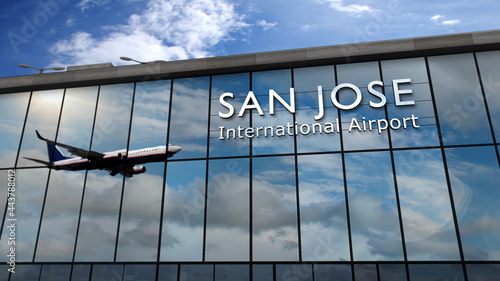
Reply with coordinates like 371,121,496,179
297,154,349,261
476,50,500,142
17,90,64,168
345,152,404,261
253,156,299,261
428,53,493,146
394,149,461,261
445,146,500,260
161,160,206,261
206,159,250,261
0,92,30,168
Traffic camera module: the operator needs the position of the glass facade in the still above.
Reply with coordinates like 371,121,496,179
0,50,499,281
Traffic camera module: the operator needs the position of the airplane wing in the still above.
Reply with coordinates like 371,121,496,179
35,130,105,160
22,157,51,166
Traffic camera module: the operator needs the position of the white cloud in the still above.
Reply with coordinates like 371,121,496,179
256,19,277,31
323,0,378,14
77,0,111,11
50,0,250,66
430,14,460,26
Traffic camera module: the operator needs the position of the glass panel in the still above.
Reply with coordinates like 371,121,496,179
252,69,294,155
0,169,49,262
382,58,439,148
161,160,206,261
337,62,389,151
378,264,407,281
124,264,156,281
345,151,404,261
297,154,350,261
74,83,134,261
345,152,404,261
0,92,29,168
0,265,8,281
179,264,213,281
9,264,40,281
394,149,461,260
36,86,98,262
252,156,299,261
17,89,64,167
168,77,210,159
71,264,91,281
353,264,377,281
40,265,72,281
276,264,312,281
428,53,493,145
445,146,500,260
91,265,123,281
116,80,170,261
215,265,249,281
210,73,250,157
158,264,178,281
313,264,351,281
294,66,340,153
205,159,249,261
476,51,500,142
408,264,464,281
466,264,500,281
252,265,273,281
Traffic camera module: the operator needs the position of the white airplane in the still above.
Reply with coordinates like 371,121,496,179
24,130,181,177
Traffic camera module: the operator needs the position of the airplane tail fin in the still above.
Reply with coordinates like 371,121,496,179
36,130,71,163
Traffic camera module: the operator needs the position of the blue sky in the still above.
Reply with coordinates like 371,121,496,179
1,0,499,78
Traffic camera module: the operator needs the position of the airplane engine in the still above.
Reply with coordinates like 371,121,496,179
132,166,146,174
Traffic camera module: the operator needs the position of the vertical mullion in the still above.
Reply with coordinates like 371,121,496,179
378,61,410,281
291,68,302,262
33,88,66,262
72,86,101,263
203,76,212,262
425,56,468,281
113,82,137,262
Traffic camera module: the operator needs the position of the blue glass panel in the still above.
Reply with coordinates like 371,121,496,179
378,264,407,281
394,149,461,260
298,154,350,261
205,159,250,261
408,264,464,281
36,87,98,262
161,160,206,261
71,264,91,281
124,264,156,281
91,264,123,281
215,264,249,281
252,69,294,155
313,264,351,281
475,51,500,142
353,264,377,281
210,73,250,157
428,53,493,145
466,264,500,281
169,77,210,159
40,265,72,281
252,156,299,261
252,265,273,281
179,264,213,281
345,151,404,261
445,146,500,260
0,92,29,168
158,264,178,281
9,264,40,281
276,264,312,281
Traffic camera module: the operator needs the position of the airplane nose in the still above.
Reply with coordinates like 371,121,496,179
169,145,182,153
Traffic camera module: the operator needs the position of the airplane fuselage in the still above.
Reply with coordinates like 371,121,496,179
52,145,180,172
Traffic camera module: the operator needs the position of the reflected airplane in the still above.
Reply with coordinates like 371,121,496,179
24,130,181,177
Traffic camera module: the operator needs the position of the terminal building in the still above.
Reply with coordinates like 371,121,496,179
0,30,499,280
